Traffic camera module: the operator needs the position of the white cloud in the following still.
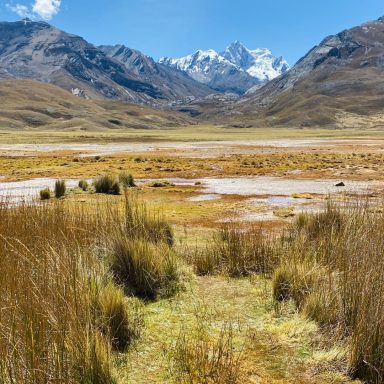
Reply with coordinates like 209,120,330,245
6,3,31,18
6,0,61,20
32,0,61,20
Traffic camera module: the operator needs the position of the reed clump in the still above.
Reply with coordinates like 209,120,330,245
111,238,179,299
79,179,89,191
39,187,51,200
98,282,143,351
119,172,136,188
94,174,121,195
54,179,66,198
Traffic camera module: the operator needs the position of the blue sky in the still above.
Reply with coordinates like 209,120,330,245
1,0,383,65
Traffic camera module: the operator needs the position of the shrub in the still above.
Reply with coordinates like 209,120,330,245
148,180,175,188
55,179,66,198
119,172,136,188
111,238,180,299
94,175,121,195
39,187,51,200
98,282,143,351
79,179,89,191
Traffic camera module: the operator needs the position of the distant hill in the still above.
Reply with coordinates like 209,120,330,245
0,80,194,130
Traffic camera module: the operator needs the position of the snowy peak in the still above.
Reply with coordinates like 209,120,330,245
222,41,289,81
159,42,289,94
221,41,258,69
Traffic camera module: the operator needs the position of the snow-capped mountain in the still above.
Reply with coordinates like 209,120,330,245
159,41,289,94
159,49,259,94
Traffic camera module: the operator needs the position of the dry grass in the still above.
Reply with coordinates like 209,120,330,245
171,322,242,384
190,224,280,277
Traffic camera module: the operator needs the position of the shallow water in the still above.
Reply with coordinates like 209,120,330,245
188,194,221,202
248,196,307,207
0,178,80,202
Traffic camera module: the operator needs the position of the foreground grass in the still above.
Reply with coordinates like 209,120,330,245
0,184,377,383
117,276,358,383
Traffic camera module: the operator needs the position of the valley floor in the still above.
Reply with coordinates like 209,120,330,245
0,127,383,383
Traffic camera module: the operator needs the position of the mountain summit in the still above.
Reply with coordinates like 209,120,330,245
221,41,289,81
159,42,289,94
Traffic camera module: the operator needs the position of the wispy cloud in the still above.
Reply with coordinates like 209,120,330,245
6,3,32,18
6,0,61,20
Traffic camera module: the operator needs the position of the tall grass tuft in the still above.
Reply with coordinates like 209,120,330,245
94,174,121,195
98,281,143,351
39,187,51,200
0,193,172,383
122,195,174,246
111,238,179,299
55,179,66,198
119,172,136,188
0,201,117,383
79,179,89,191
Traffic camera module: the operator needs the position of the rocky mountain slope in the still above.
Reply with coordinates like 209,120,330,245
231,16,384,127
0,19,213,104
159,42,289,94
99,44,213,100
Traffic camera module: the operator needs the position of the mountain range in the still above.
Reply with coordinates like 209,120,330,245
0,16,384,129
0,18,286,103
159,42,289,94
